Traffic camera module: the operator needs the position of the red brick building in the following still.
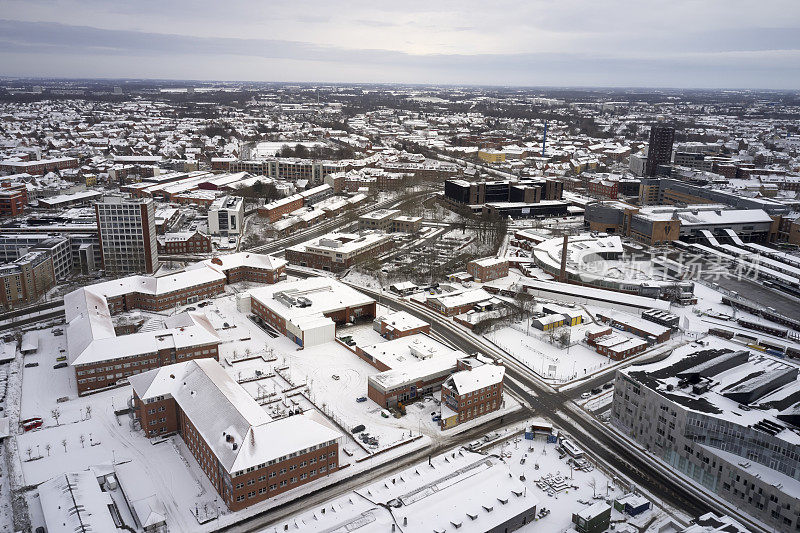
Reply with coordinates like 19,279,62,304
258,195,304,222
157,231,212,255
195,252,288,285
588,178,619,199
130,359,341,511
0,156,79,175
374,311,430,340
466,257,509,283
0,186,27,216
440,357,505,430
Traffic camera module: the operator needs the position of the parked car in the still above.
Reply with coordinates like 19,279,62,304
185,306,196,312
56,355,67,362
22,418,43,432
580,392,591,399
356,396,367,403
53,362,68,369
602,382,613,390
432,415,441,422
24,362,39,368
351,424,365,434
332,375,340,381
591,387,602,395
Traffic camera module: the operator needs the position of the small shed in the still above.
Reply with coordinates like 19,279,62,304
572,501,611,533
615,494,651,516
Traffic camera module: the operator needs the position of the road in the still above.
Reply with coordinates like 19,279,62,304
246,189,436,256
217,408,530,533
330,280,770,533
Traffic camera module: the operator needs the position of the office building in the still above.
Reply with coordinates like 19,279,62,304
130,358,341,511
645,125,675,177
285,232,392,273
612,348,800,531
0,251,56,308
95,196,158,274
208,195,244,236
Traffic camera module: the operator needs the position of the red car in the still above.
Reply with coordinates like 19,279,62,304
21,417,43,432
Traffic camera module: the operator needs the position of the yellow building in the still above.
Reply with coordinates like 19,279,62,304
478,149,506,163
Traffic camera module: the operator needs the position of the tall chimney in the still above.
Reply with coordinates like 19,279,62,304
559,234,569,282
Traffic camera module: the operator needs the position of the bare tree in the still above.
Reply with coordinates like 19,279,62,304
61,439,67,453
588,476,598,498
80,435,85,448
26,448,31,461
45,443,51,457
85,405,92,420
51,408,61,426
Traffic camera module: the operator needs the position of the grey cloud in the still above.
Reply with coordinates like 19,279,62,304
0,19,797,88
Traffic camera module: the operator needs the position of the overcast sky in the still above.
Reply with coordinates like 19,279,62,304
0,0,799,89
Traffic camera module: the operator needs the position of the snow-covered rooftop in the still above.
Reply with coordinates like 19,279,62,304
130,359,341,475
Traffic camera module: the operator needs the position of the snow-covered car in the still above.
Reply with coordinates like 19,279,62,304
581,392,591,399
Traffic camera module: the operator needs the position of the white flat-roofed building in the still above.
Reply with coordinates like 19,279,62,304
39,471,118,533
208,195,244,236
249,276,376,347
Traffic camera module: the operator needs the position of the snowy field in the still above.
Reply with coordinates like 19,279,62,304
485,325,618,383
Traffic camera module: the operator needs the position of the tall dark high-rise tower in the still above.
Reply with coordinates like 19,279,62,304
645,125,675,177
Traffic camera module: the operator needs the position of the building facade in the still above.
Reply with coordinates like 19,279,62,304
645,125,675,177
208,196,244,236
95,196,158,274
130,359,341,511
0,251,56,308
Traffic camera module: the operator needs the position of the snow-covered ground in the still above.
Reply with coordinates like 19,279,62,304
264,417,686,533
10,285,523,533
485,325,616,383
